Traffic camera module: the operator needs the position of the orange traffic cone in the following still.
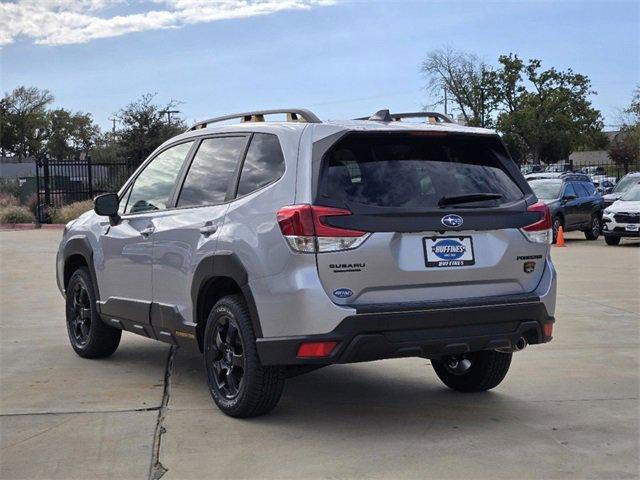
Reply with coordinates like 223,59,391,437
555,226,566,247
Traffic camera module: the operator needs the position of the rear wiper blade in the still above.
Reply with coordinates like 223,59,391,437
438,193,503,206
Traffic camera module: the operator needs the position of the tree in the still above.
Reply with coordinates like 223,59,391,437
45,109,100,159
490,55,605,164
115,93,185,167
608,86,640,173
421,47,495,127
421,50,606,164
1,86,54,160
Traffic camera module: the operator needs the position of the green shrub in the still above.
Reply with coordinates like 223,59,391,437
51,200,94,224
0,206,36,224
0,193,20,208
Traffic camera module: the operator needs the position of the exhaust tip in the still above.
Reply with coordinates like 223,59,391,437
515,337,527,351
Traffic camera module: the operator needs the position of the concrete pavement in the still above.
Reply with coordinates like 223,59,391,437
1,229,638,479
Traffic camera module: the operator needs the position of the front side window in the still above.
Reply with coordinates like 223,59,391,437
318,133,523,208
563,183,577,198
236,133,286,197
177,136,247,207
125,141,193,214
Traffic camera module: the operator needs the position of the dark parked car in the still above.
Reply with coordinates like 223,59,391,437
529,173,604,243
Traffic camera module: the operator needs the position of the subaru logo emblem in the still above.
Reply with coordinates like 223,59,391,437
441,214,464,228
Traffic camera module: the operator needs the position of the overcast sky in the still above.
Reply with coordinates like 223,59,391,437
1,0,638,131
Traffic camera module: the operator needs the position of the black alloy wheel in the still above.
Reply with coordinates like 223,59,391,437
69,281,92,347
203,295,285,417
65,267,121,358
209,316,246,400
584,214,601,240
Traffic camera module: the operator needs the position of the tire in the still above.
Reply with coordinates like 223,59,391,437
432,350,512,393
605,235,621,246
584,214,601,240
65,267,121,358
552,216,563,244
204,295,285,418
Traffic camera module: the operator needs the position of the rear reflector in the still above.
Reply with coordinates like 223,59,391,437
520,202,552,244
297,341,338,358
543,322,554,339
277,204,369,253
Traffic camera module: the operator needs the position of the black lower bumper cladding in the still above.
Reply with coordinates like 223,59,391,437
257,294,554,366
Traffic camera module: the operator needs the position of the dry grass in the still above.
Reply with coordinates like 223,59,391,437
51,200,94,224
0,205,36,224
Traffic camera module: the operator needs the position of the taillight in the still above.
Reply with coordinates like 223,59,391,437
276,204,370,253
520,202,552,244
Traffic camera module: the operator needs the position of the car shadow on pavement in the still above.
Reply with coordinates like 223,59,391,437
174,349,546,432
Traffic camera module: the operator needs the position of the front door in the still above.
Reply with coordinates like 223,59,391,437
561,182,581,228
96,140,195,332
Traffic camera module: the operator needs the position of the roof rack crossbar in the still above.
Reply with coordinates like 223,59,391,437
187,108,321,131
355,109,454,124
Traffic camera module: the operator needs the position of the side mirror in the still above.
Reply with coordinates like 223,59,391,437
562,194,577,203
94,193,120,225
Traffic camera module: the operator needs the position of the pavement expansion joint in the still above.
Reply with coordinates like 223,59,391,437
149,345,176,480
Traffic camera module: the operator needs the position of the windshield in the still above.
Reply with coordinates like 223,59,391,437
612,175,640,193
620,186,640,201
317,133,524,209
529,180,562,199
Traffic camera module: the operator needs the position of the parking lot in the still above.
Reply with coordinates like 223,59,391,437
0,229,638,479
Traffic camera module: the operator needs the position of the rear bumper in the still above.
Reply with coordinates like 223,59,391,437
256,294,555,366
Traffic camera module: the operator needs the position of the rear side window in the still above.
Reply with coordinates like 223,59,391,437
236,133,285,197
177,136,247,207
318,133,523,208
574,182,591,197
582,182,596,196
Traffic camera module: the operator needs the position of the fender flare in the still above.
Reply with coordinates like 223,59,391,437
62,236,100,300
191,251,262,338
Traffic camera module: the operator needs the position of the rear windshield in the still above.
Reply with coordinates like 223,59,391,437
529,180,562,199
318,132,523,208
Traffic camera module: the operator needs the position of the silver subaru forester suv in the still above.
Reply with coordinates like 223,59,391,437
57,109,556,417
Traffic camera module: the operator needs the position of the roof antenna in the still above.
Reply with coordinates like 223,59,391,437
368,109,392,122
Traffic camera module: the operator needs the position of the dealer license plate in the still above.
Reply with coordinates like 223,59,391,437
424,236,475,267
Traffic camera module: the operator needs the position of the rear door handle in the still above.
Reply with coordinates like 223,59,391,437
199,223,218,236
140,226,155,237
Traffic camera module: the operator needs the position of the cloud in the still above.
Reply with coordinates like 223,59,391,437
0,0,336,46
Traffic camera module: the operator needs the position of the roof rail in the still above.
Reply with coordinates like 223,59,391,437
355,109,454,124
187,108,321,131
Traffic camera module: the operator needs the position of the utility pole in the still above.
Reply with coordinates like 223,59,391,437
108,116,117,135
444,86,448,116
161,109,180,124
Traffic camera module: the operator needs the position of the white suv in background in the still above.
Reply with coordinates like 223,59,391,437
602,185,640,245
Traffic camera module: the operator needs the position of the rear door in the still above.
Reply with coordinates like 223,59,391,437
313,131,549,307
151,135,249,335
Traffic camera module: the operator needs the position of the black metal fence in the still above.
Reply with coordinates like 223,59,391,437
35,156,134,222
